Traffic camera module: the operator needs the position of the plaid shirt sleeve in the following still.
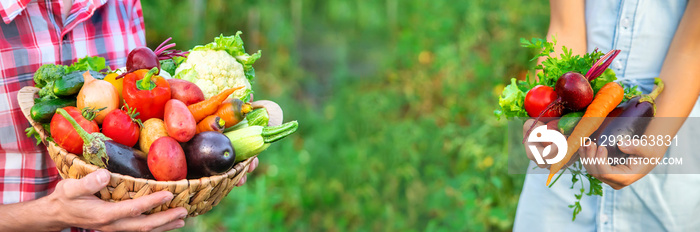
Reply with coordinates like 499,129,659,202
0,0,145,231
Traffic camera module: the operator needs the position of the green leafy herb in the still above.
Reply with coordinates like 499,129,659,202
521,37,616,91
623,85,643,102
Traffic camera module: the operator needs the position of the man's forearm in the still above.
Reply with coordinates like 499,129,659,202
0,196,65,231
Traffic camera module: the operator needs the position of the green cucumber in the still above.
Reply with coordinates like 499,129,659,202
53,70,104,96
558,111,584,135
30,98,77,123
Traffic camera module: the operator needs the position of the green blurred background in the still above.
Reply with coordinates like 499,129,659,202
142,0,549,231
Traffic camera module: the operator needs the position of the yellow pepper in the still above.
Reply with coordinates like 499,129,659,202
104,72,124,106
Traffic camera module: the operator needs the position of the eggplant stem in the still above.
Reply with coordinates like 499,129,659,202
522,98,561,144
648,78,664,100
639,78,665,116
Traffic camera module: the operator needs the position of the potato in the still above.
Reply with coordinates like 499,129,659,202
167,79,205,106
164,99,197,142
148,136,187,181
139,118,168,154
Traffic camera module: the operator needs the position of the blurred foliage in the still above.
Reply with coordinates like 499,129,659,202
142,0,549,231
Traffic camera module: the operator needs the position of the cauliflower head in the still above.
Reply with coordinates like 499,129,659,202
173,32,261,101
175,50,251,99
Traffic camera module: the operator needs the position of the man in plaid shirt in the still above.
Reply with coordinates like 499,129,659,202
0,0,258,231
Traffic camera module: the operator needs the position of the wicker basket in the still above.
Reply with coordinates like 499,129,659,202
17,86,264,217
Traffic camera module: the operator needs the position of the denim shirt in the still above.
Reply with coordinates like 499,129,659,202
514,1,700,231
585,0,688,93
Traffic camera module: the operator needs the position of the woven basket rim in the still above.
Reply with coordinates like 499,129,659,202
18,86,257,186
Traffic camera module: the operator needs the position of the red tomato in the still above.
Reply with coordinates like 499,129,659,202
102,109,140,147
50,106,99,154
524,85,561,120
148,136,187,181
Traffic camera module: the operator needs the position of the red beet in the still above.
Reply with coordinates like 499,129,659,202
555,72,594,111
116,38,188,79
126,47,160,73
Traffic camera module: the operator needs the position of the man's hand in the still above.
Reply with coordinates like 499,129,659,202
44,169,187,231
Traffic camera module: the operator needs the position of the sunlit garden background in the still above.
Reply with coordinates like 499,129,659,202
143,0,550,231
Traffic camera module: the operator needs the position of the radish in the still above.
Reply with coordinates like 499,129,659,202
524,49,620,142
116,38,188,79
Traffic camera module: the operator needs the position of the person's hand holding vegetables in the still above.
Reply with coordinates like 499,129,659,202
0,169,187,231
578,141,667,190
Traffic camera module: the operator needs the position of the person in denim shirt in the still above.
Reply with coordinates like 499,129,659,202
515,0,700,231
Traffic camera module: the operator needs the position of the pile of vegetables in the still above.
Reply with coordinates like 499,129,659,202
27,32,298,182
495,38,663,220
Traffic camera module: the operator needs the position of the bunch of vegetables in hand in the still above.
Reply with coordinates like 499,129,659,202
28,34,299,186
494,37,649,220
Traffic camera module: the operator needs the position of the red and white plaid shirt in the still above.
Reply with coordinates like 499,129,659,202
0,0,144,230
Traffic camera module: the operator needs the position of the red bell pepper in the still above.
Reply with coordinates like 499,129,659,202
123,68,171,121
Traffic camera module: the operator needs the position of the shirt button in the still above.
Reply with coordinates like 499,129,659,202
621,18,631,29
601,214,609,224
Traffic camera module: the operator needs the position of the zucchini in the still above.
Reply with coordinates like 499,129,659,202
30,98,77,123
225,121,298,162
54,70,104,96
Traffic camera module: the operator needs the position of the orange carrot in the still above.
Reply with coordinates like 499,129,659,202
215,98,252,128
188,86,243,122
196,115,225,133
546,82,624,186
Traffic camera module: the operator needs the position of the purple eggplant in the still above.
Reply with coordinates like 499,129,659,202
182,131,236,179
592,78,664,160
104,141,153,179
